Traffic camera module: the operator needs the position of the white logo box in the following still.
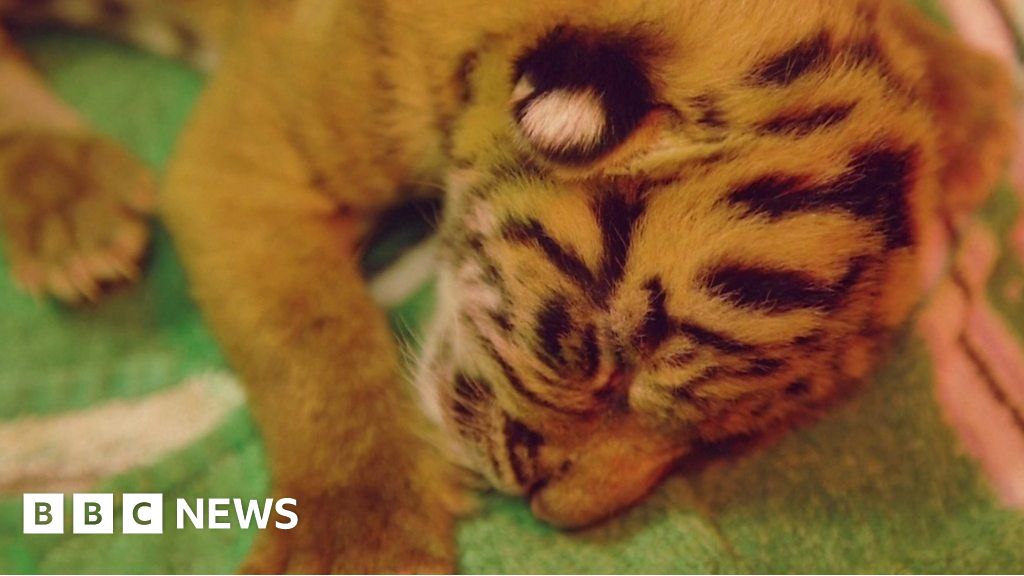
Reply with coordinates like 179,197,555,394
23,493,164,535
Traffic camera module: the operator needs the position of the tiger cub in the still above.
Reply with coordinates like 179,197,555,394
0,0,1013,571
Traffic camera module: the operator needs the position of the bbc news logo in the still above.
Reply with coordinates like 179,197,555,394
24,493,298,534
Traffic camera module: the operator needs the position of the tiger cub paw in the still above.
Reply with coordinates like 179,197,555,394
239,455,466,575
0,130,155,303
238,488,458,574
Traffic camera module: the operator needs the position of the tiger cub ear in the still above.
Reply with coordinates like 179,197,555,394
886,0,1016,215
511,26,658,164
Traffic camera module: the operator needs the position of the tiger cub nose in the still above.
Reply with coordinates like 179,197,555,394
511,25,657,163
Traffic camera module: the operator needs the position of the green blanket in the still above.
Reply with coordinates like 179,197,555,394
2,3,1024,571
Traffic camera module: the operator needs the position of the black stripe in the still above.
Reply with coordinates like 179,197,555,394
841,146,915,249
791,330,826,349
703,264,837,313
757,103,855,136
843,35,914,98
726,174,809,218
505,418,545,455
835,256,870,296
678,321,753,354
502,219,595,286
671,384,700,401
611,338,629,372
437,108,457,160
483,341,590,415
579,323,601,379
846,35,884,66
452,373,494,420
454,49,478,104
492,347,556,410
785,378,811,397
725,144,917,249
685,366,723,388
751,31,831,85
454,373,493,402
594,192,646,304
671,358,786,401
690,93,729,129
675,356,784,394
637,277,671,352
479,258,509,293
504,416,545,487
534,302,601,379
535,296,572,368
489,311,513,332
741,357,786,377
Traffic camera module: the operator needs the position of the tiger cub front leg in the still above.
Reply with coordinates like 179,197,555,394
0,31,155,302
162,52,460,573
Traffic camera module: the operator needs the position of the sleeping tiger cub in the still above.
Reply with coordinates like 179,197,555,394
0,0,1014,571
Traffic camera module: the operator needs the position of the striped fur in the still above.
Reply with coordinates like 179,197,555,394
415,0,1014,527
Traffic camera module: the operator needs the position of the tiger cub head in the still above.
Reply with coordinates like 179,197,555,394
415,0,1014,527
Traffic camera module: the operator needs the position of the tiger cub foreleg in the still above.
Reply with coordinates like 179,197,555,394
0,30,155,302
161,40,460,573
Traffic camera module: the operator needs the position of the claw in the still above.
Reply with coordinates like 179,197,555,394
46,267,80,304
66,255,100,302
